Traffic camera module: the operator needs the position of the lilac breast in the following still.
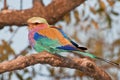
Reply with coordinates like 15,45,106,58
28,25,48,47
28,30,35,47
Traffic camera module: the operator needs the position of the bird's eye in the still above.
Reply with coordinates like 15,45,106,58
33,23,39,25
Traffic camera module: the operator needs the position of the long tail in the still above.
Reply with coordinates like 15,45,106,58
74,51,120,67
95,57,119,67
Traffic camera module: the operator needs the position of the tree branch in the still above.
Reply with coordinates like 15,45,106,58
0,0,85,28
0,52,111,80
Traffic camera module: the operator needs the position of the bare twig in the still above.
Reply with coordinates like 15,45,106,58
2,0,8,10
0,0,85,28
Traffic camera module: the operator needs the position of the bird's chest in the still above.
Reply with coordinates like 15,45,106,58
28,31,36,47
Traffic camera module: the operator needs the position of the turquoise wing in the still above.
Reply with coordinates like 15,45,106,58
33,32,60,52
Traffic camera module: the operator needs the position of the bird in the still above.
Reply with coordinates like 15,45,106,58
27,17,119,67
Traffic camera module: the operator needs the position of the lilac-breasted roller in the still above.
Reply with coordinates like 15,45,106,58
27,17,119,67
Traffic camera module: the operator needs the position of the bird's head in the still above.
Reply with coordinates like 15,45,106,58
27,17,49,30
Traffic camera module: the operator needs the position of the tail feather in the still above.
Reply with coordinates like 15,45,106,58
74,51,120,68
95,57,120,67
74,51,96,58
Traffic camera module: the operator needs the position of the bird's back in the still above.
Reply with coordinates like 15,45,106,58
37,27,72,46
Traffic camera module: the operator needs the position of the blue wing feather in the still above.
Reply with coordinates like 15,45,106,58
56,45,77,50
56,28,68,39
34,32,45,40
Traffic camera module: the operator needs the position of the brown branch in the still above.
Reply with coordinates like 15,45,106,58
0,0,85,28
0,52,111,80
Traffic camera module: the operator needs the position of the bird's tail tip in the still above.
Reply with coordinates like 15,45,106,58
95,57,120,68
